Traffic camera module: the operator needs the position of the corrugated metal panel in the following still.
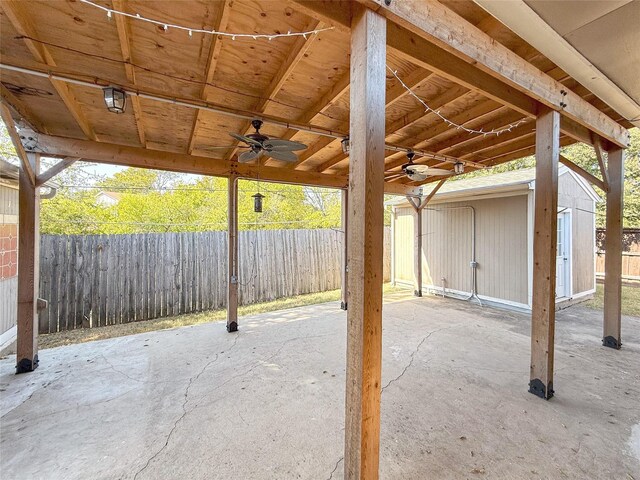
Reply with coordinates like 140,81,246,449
558,173,596,295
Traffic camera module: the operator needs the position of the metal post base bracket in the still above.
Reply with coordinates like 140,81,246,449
16,355,39,374
602,336,621,349
227,321,238,333
340,301,348,311
414,290,422,297
529,378,554,400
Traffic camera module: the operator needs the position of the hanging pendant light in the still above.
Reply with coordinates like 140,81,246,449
252,192,265,213
103,87,127,114
454,162,465,174
341,136,350,155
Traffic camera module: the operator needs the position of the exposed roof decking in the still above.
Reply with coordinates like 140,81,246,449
0,0,632,192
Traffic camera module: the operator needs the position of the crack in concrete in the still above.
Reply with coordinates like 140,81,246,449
133,350,223,479
382,324,465,393
133,354,219,479
133,332,242,479
327,456,343,480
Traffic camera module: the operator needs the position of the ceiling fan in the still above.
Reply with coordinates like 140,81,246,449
385,151,455,182
228,119,307,163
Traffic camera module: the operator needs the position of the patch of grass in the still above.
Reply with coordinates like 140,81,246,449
584,283,640,317
39,284,408,350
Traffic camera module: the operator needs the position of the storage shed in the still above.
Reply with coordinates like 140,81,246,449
390,166,600,311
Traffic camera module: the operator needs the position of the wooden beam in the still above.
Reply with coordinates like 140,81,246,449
227,176,239,332
592,135,610,187
418,178,447,209
529,106,560,400
33,134,420,196
341,188,348,310
309,70,440,173
558,155,606,192
412,205,423,296
358,0,629,148
0,103,35,186
188,0,232,154
16,152,40,373
36,157,79,186
344,6,386,479
602,148,624,349
3,0,97,141
112,0,146,146
226,19,322,161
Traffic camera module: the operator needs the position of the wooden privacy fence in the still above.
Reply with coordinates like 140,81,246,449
38,228,391,333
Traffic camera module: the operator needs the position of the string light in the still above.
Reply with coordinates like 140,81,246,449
387,66,529,137
80,0,334,40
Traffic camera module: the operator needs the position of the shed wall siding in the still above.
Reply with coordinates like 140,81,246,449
557,173,596,296
394,195,529,305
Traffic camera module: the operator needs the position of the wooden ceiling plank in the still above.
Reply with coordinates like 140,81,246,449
358,0,629,147
3,0,97,141
112,0,146,147
187,0,232,155
0,83,47,133
225,19,323,161
303,71,450,172
293,0,627,148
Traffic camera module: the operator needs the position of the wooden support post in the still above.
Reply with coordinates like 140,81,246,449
602,148,625,349
529,106,560,399
16,153,40,373
227,176,239,332
344,6,386,479
407,197,422,297
341,188,349,310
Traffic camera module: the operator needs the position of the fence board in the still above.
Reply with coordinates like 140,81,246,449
38,228,391,333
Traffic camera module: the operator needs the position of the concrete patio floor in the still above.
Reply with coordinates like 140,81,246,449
1,293,639,479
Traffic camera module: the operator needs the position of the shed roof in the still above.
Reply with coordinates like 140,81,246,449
388,165,600,205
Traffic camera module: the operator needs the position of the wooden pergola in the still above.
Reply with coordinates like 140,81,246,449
0,1,631,478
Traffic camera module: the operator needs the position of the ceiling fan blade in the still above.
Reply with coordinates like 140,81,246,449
263,139,307,151
264,150,298,162
229,132,262,147
407,172,428,182
384,173,404,180
201,145,249,151
238,150,261,162
410,165,453,176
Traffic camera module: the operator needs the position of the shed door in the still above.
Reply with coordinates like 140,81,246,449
556,212,570,298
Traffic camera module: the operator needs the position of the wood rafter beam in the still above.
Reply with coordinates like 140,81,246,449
418,178,446,209
31,133,420,196
559,155,607,192
187,0,232,154
36,157,79,186
592,135,610,187
226,19,323,161
300,66,436,172
356,0,629,148
112,0,146,147
0,103,35,185
293,0,628,150
3,0,97,141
